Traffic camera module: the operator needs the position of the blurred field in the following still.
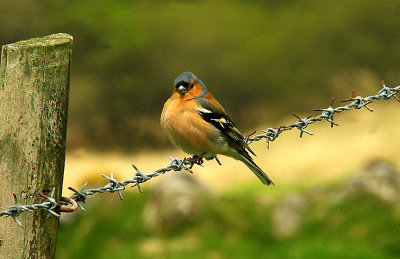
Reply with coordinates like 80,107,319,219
57,101,400,259
56,183,400,259
59,90,400,259
64,101,400,194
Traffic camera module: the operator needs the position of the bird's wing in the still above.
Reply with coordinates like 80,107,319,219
194,97,256,156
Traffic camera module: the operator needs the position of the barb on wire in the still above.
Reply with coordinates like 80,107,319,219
1,82,399,226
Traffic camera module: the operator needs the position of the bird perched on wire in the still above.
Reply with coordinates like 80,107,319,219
161,71,275,186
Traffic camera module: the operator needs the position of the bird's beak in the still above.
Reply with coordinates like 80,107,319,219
177,85,187,95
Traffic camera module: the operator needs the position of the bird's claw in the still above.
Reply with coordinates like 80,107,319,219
184,153,206,169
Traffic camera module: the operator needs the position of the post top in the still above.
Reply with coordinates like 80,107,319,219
6,33,73,48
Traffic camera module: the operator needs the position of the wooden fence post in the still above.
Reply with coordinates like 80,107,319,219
0,34,73,259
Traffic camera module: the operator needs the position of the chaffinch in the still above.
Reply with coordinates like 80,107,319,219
161,72,275,186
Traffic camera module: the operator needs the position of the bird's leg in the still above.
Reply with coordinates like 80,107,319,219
206,155,222,166
185,152,206,168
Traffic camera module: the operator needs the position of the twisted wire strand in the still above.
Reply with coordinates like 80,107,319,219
1,83,399,227
247,84,400,145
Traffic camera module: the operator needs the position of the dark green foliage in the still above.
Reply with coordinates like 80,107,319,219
56,184,400,259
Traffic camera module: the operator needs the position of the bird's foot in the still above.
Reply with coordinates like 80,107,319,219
184,152,206,169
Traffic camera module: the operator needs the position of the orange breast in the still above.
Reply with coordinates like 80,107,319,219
161,97,221,155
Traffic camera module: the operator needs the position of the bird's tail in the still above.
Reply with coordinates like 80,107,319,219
235,151,276,187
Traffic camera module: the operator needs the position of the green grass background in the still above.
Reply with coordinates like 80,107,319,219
56,181,400,259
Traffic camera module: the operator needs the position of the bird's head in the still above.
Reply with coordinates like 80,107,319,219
173,72,208,99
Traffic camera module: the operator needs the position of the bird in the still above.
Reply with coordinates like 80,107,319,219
160,71,275,186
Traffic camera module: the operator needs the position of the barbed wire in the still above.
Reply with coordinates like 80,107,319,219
246,82,400,146
1,82,399,227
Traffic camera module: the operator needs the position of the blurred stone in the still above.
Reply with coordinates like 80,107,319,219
271,194,307,239
271,160,400,239
143,173,207,232
347,160,400,203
